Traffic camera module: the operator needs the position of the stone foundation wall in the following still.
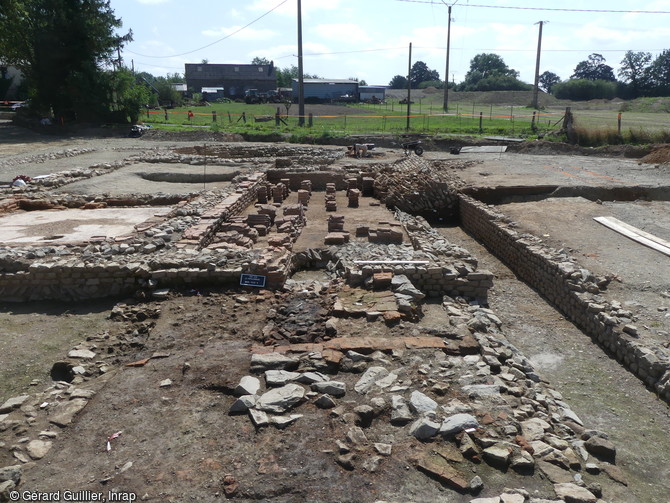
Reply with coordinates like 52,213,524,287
0,172,282,301
459,194,670,402
266,171,348,191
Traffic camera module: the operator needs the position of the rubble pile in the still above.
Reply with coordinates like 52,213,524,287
0,147,96,171
373,158,469,216
227,282,624,503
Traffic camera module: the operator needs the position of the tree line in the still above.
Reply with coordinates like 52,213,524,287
388,51,670,102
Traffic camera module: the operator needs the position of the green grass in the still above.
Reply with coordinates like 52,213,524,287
140,93,670,144
142,100,557,137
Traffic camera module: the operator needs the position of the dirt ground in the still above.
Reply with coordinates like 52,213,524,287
1,121,670,503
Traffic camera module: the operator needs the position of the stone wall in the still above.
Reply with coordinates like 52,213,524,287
266,171,348,191
459,194,670,402
0,172,285,301
180,172,267,248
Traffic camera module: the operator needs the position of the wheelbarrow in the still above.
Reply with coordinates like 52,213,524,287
401,140,424,156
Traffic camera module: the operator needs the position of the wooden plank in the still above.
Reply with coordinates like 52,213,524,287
599,216,670,249
594,216,670,257
354,260,429,265
459,146,508,153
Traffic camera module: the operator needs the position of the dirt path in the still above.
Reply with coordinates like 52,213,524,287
437,224,670,503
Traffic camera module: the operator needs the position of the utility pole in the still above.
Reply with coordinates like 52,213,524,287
297,0,305,127
531,21,548,110
442,2,456,112
406,42,412,131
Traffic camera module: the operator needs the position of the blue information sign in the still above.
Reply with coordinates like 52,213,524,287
240,274,266,288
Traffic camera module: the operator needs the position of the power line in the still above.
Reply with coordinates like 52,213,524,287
393,0,670,14
124,0,289,59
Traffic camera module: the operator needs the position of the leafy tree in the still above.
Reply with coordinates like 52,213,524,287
410,61,440,88
154,78,183,107
251,57,271,65
571,54,616,81
388,75,408,89
276,65,319,87
460,53,523,91
418,80,444,89
649,50,670,95
553,79,616,100
348,77,368,86
0,0,132,120
112,68,153,123
539,71,561,94
0,67,13,100
617,51,652,98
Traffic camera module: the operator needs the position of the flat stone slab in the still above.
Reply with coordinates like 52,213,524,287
0,207,172,244
48,398,88,427
68,349,97,359
0,395,30,414
256,384,305,413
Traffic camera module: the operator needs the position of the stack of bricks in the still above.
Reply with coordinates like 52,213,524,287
325,183,337,212
299,180,312,206
325,214,349,245
368,222,404,244
280,178,291,198
256,204,276,226
247,213,272,236
347,189,360,208
272,183,285,205
298,190,310,206
257,185,268,204
346,178,358,191
328,215,345,232
283,204,304,219
362,177,375,197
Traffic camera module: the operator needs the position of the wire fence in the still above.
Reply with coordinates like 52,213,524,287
142,107,562,136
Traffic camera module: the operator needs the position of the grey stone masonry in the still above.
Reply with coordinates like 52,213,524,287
459,194,670,404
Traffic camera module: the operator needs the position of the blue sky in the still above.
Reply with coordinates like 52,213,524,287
113,0,670,86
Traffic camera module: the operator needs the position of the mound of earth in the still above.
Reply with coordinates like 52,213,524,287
639,145,670,164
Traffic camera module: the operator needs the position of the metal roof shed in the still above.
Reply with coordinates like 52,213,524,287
292,79,359,101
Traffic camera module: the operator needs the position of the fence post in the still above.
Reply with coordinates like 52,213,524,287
146,109,150,120
276,107,281,127
564,106,575,143
618,112,622,135
531,111,537,133
228,112,232,123
242,112,246,123
309,113,313,128
490,104,492,120
383,116,386,132
212,110,217,122
164,109,168,122
479,112,483,133
344,115,347,130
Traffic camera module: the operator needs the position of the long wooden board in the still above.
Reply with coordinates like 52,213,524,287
593,216,670,257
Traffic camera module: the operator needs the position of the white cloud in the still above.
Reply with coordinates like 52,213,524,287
247,0,343,17
136,0,170,4
311,23,372,44
201,26,277,41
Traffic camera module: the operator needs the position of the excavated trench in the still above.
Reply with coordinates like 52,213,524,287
434,222,670,503
140,170,240,183
461,184,670,205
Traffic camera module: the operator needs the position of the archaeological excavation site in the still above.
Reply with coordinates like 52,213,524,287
0,127,669,503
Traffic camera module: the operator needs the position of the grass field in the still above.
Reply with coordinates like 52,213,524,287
139,90,670,144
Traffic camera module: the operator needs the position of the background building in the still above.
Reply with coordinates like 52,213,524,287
185,63,276,100
292,79,359,102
